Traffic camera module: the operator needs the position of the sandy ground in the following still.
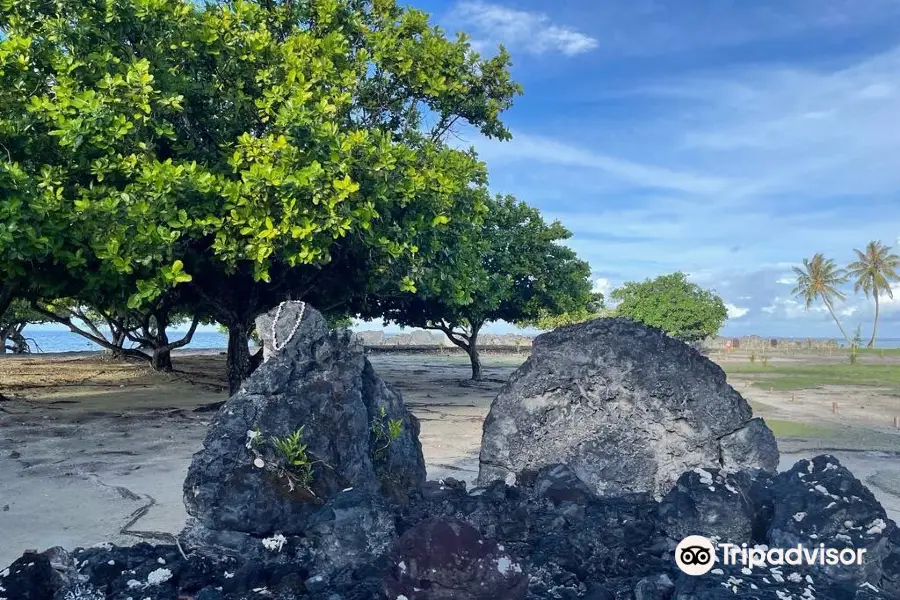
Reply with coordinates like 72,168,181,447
1,351,899,568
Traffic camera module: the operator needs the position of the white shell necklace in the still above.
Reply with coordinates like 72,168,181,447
271,300,306,352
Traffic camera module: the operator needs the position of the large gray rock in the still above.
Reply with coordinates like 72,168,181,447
478,318,778,498
183,302,426,538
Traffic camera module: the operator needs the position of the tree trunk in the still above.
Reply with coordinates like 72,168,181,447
8,328,29,354
0,331,6,354
0,288,13,325
867,292,880,348
822,297,852,345
465,323,483,381
226,321,253,395
149,311,173,372
152,348,173,372
436,320,485,382
466,343,482,381
151,329,173,372
108,329,128,360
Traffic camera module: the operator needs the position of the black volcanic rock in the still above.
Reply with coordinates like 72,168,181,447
4,458,900,599
768,455,900,597
659,467,774,545
384,519,528,600
183,303,426,539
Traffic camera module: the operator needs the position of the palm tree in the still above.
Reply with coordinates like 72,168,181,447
847,241,900,347
792,253,852,345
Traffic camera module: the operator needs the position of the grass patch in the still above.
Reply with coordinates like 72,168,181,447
764,419,835,438
856,347,900,357
724,363,900,393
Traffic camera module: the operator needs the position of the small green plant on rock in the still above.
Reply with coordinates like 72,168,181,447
271,426,315,488
247,424,324,494
371,406,404,463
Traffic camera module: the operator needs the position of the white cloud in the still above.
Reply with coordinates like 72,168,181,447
725,302,749,319
476,132,734,196
665,47,900,199
525,1,900,61
874,283,900,315
450,2,598,56
838,305,859,317
592,277,611,298
761,297,821,319
776,276,795,285
476,47,900,292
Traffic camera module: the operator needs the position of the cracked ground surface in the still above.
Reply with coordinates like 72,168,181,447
1,351,898,568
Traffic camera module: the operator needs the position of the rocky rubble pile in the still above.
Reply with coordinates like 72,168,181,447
2,313,898,600
4,458,899,599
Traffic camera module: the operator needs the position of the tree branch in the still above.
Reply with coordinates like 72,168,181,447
32,303,151,361
430,115,460,143
422,321,470,350
71,306,109,342
159,314,200,353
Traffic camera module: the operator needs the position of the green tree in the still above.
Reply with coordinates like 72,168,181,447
34,292,202,370
0,298,48,354
792,253,852,345
525,292,611,330
0,0,521,393
33,298,139,359
847,241,900,348
365,195,593,380
611,272,728,343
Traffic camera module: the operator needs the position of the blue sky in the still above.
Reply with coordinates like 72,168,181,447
407,0,900,338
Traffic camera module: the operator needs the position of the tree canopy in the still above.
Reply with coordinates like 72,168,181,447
364,195,594,380
792,253,851,345
0,0,522,392
523,292,610,330
846,241,900,348
611,272,727,343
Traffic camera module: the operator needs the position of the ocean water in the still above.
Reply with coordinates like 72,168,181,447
12,329,229,353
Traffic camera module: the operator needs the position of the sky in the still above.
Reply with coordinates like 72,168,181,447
31,1,900,339
398,0,900,338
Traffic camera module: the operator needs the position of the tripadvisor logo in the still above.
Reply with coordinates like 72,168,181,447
675,535,716,575
675,535,868,576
